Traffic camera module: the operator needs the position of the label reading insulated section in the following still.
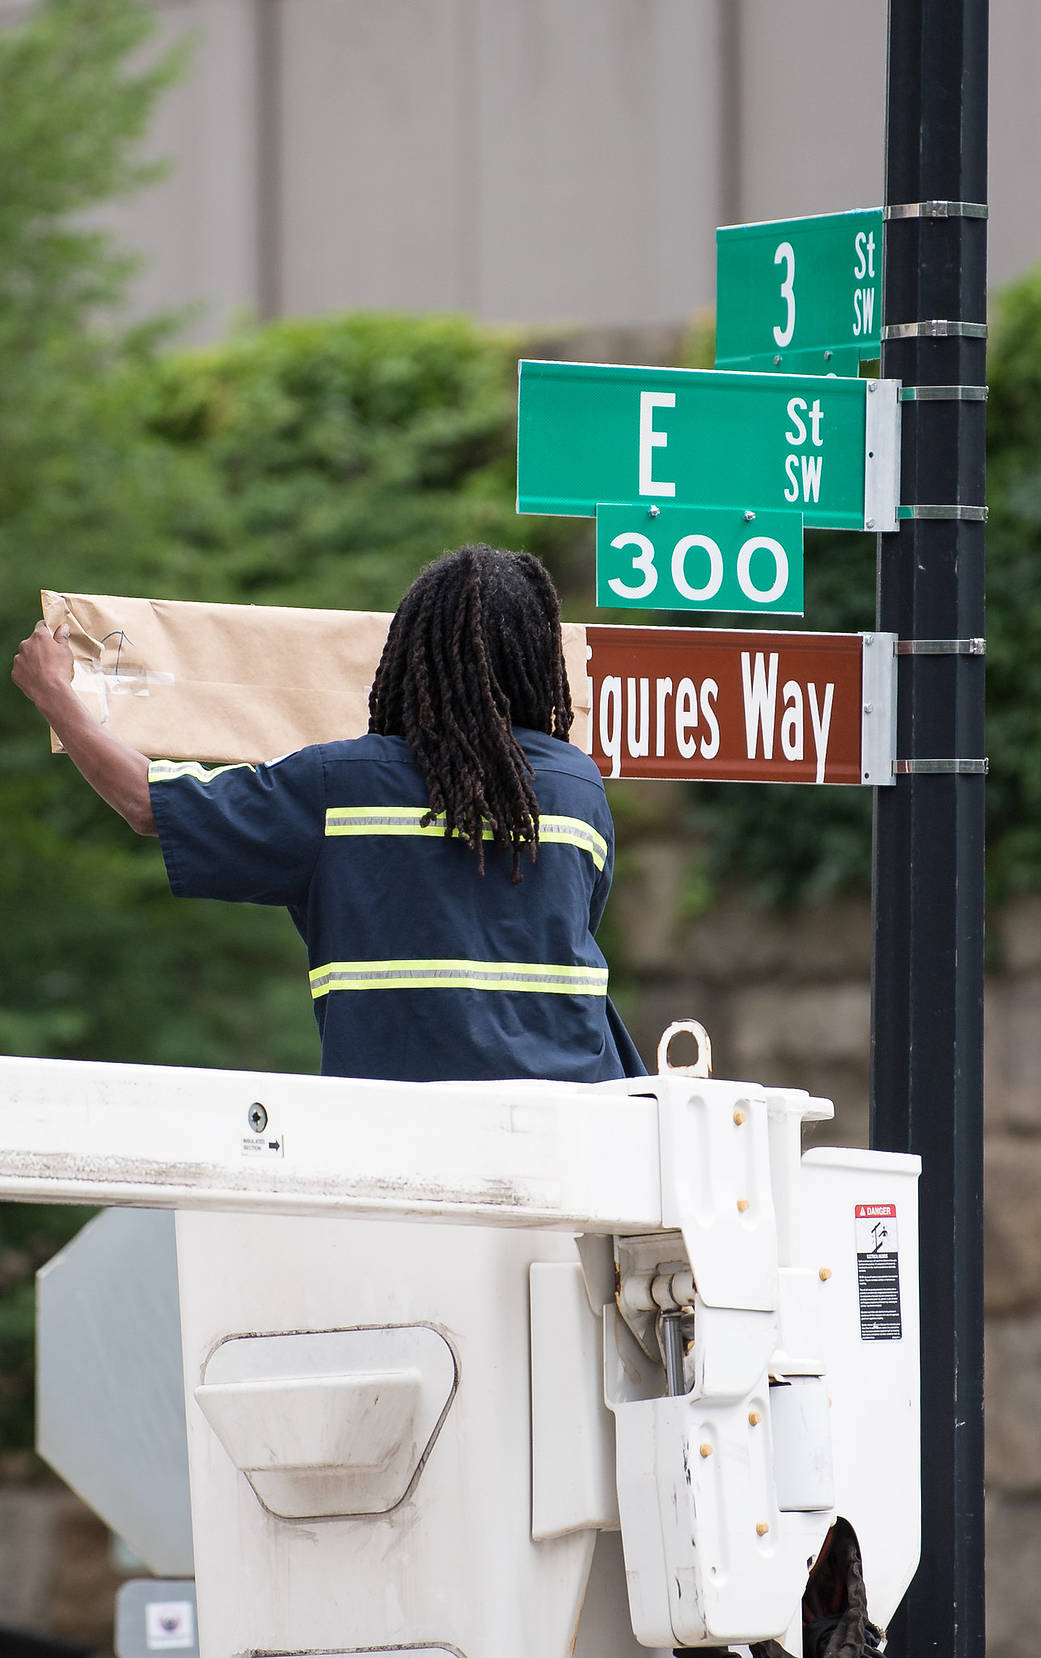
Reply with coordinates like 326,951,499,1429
240,1136,284,1158
855,1202,901,1340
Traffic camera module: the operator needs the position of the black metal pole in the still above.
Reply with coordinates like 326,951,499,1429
871,2,988,1656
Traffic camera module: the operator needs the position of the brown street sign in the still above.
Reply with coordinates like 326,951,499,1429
581,625,895,787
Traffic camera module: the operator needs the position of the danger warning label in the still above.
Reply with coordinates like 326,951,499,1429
855,1202,902,1341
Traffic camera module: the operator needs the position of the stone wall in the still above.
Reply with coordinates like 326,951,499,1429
981,898,1041,1658
0,1476,128,1653
614,816,874,1148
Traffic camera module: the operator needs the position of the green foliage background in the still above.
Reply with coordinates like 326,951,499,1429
2,0,1040,1456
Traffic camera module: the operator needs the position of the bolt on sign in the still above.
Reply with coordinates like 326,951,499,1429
580,625,896,787
715,208,883,377
516,359,899,536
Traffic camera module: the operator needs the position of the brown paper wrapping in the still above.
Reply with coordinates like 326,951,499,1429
41,592,591,762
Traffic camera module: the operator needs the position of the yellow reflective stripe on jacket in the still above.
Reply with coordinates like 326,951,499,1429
536,815,608,870
325,807,460,839
309,958,610,998
324,807,607,871
149,760,257,785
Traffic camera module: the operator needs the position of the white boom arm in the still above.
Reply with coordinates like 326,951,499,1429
0,1054,659,1227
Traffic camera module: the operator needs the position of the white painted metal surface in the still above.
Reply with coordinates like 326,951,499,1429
175,1209,670,1658
9,1054,922,1654
36,1208,193,1575
530,1261,619,1540
606,1126,921,1647
0,1055,660,1229
196,1325,457,1519
801,1148,923,1628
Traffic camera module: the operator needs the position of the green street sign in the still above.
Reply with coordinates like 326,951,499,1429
715,207,883,373
595,504,804,615
516,358,899,533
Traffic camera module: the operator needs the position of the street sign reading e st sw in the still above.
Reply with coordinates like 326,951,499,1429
516,359,899,535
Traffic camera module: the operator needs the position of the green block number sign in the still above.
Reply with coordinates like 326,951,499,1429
596,505,804,615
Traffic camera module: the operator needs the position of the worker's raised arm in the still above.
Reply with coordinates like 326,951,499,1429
12,621,157,836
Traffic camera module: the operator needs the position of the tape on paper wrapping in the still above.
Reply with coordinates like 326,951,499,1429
44,590,176,748
71,659,176,722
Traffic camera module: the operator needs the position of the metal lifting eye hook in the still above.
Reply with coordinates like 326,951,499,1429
656,1019,712,1079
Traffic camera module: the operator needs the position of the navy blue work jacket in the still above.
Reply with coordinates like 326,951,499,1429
149,728,646,1084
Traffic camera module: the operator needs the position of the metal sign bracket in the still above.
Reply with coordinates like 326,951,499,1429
883,200,988,220
897,504,988,521
861,631,899,788
900,385,988,402
882,321,988,340
895,638,986,657
893,758,989,776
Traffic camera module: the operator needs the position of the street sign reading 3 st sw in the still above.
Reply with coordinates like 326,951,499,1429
516,359,900,534
715,207,883,375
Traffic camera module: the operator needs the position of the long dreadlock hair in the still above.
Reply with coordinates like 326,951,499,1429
368,544,574,881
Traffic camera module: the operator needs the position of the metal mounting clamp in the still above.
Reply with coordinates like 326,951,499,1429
900,385,988,402
894,758,989,775
895,638,986,656
882,321,988,340
897,504,988,522
883,201,988,220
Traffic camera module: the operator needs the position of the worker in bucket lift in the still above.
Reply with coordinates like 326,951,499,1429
13,544,645,1085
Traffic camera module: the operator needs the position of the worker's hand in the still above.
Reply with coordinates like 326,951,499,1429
12,621,76,716
12,621,154,832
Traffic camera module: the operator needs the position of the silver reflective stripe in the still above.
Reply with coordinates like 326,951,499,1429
325,809,450,835
309,958,610,998
148,760,257,785
324,807,607,870
537,816,608,870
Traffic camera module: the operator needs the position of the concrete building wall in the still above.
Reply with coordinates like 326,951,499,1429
18,0,1033,344
989,0,1041,291
731,0,887,229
